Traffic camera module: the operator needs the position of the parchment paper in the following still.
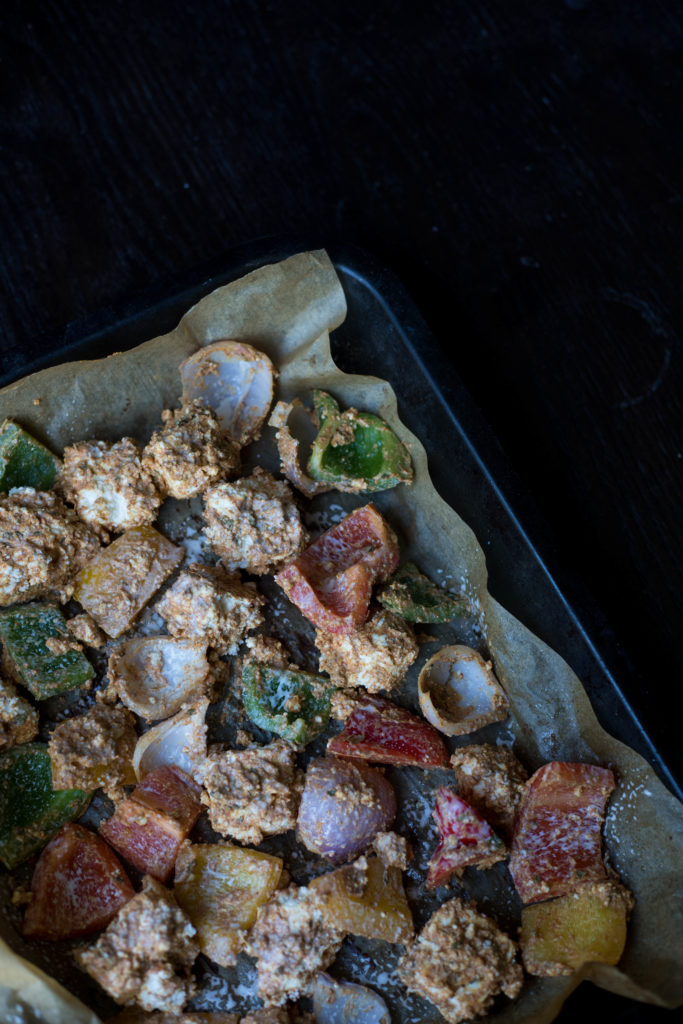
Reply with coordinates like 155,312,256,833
1,250,681,1023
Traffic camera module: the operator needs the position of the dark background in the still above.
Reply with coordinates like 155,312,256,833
1,2,681,1021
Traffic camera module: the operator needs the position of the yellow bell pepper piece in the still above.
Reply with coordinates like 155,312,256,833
309,854,413,943
174,841,283,967
520,881,633,976
72,525,183,637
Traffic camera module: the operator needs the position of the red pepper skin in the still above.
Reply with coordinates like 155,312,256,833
22,823,134,940
426,787,505,888
509,761,615,904
99,766,202,883
327,696,448,768
276,504,399,634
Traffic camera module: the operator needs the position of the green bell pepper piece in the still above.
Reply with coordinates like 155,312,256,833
0,743,91,868
0,603,94,699
0,419,60,493
307,390,413,492
242,662,334,745
377,562,469,622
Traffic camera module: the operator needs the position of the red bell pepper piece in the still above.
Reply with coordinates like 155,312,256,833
426,787,506,888
22,823,134,940
508,761,615,904
327,696,448,767
99,765,202,883
275,504,399,634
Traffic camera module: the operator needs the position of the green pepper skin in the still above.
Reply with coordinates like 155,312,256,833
242,663,334,745
0,603,94,699
306,390,413,492
0,743,91,869
377,562,469,623
0,419,60,493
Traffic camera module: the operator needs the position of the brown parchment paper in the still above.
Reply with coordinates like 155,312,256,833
1,250,682,1023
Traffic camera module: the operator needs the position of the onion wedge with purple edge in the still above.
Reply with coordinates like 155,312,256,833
180,340,275,444
133,696,209,783
312,973,391,1024
269,398,334,498
108,636,212,721
418,644,509,736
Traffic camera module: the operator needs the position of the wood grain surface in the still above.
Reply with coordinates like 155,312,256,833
1,2,681,1021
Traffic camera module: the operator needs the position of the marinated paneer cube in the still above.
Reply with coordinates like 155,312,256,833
449,744,528,841
203,467,307,574
174,840,283,966
520,880,634,976
0,488,100,606
0,675,38,751
0,602,94,699
0,742,91,869
155,563,263,654
0,419,60,493
75,875,198,1013
315,607,418,694
71,525,183,637
142,400,240,499
309,854,413,943
48,703,137,800
60,437,162,535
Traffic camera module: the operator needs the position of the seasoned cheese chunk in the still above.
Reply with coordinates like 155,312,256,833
202,739,303,846
60,438,162,534
316,608,418,694
48,702,137,800
449,744,528,840
143,400,240,499
397,898,523,1023
247,885,344,1006
155,564,263,654
0,675,38,751
203,468,307,574
0,488,100,605
75,876,198,1013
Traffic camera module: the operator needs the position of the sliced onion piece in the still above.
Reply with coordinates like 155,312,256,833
269,399,333,498
180,340,275,444
133,696,209,782
313,973,391,1024
418,644,509,736
108,636,212,721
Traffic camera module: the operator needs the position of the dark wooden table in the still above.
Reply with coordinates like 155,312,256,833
1,2,680,1021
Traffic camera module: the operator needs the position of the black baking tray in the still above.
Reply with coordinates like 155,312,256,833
1,238,679,1024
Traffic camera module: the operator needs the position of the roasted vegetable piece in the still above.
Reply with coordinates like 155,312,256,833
71,524,183,637
313,973,391,1024
0,419,60,493
509,761,616,904
520,880,634,975
0,602,94,699
174,841,283,967
276,504,399,634
0,743,91,869
0,675,38,750
309,854,413,943
426,786,506,888
99,765,202,882
242,662,334,745
306,389,413,492
22,822,135,940
418,645,509,736
327,695,448,767
377,561,468,622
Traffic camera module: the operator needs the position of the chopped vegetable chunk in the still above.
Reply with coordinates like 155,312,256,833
72,525,183,637
327,695,448,767
99,766,202,882
307,389,413,492
22,822,135,940
377,561,468,622
174,840,283,966
509,761,615,904
309,854,413,942
426,787,506,888
520,880,634,976
0,419,60,493
0,602,94,699
242,662,334,745
276,504,399,634
0,742,91,869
